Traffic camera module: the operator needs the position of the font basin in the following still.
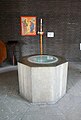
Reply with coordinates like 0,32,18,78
27,55,58,64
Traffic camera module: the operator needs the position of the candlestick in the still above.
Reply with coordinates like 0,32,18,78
38,18,44,55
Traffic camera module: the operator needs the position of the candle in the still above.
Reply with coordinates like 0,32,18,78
40,19,42,32
40,19,42,24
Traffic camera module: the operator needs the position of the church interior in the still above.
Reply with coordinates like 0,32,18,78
0,0,81,120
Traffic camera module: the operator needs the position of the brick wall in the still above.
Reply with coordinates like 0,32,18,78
0,0,81,62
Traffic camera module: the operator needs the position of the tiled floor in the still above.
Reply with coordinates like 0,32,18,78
0,62,81,120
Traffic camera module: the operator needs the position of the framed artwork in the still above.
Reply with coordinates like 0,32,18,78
20,16,36,36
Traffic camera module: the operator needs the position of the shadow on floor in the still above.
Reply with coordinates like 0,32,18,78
67,62,81,91
0,70,19,96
